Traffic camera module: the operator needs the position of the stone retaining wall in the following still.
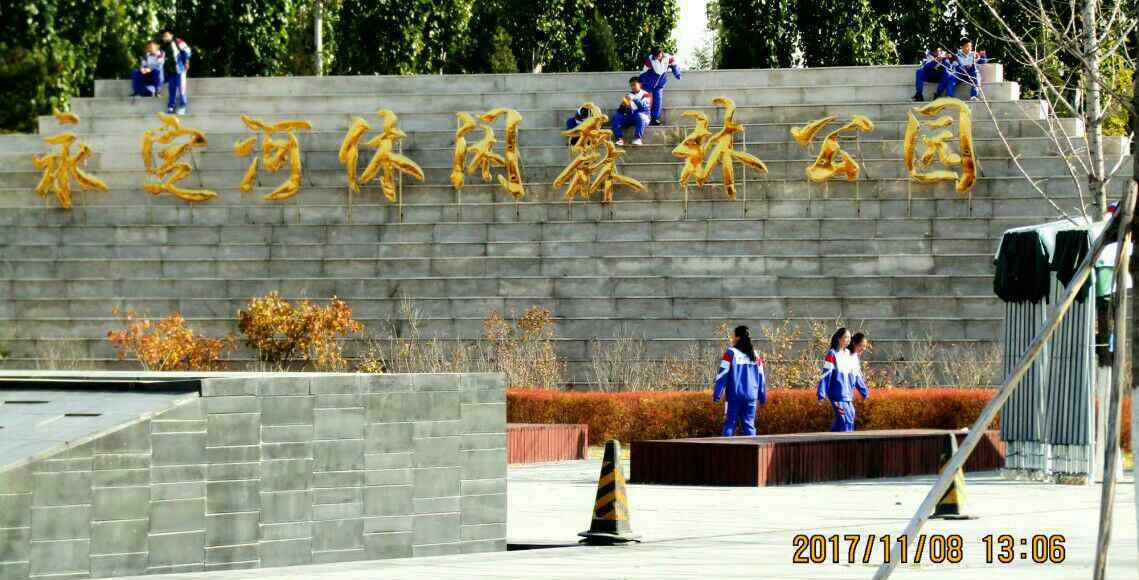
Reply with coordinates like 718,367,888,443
0,373,507,579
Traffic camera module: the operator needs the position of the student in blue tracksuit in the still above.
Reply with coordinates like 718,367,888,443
158,29,193,114
713,325,767,436
816,327,869,432
943,38,988,100
131,41,165,97
611,76,651,146
639,47,681,126
912,46,953,102
565,107,590,146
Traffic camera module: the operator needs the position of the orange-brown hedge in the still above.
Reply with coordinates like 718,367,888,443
508,389,1133,450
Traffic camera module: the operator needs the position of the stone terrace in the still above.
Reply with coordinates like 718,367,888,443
0,66,1129,383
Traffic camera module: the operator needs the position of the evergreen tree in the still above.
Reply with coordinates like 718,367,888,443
488,27,519,73
583,11,619,71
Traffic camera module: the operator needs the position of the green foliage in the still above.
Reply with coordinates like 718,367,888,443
331,0,475,74
1102,56,1134,137
174,0,293,77
871,0,968,64
583,11,619,72
0,46,52,133
716,0,798,69
797,0,894,66
593,0,680,68
488,27,519,73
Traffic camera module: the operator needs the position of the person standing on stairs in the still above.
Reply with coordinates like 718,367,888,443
158,29,193,115
611,76,651,146
816,327,869,432
713,325,767,436
639,47,681,126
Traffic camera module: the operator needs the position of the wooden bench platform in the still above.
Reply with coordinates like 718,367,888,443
630,429,1005,486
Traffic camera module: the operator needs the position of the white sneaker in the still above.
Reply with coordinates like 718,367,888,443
969,96,978,101
632,138,644,146
176,107,187,115
615,138,625,146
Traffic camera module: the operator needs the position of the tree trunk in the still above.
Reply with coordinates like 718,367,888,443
314,0,324,76
1083,0,1105,212
1131,66,1139,569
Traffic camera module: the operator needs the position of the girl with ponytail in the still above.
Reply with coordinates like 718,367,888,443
712,325,767,436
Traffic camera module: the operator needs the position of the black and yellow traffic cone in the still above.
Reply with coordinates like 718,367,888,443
931,433,977,520
579,439,640,545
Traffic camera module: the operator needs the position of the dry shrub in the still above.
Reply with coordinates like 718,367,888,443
939,343,1000,388
507,387,1001,444
760,317,893,390
237,292,363,371
107,309,234,371
479,306,564,388
359,299,564,388
36,341,86,370
587,322,726,391
358,297,493,374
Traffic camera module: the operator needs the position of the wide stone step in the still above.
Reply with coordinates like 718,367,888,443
41,100,1050,135
2,273,996,300
0,155,1121,194
6,120,1094,158
69,81,1020,118
3,293,1005,319
0,313,1003,343
0,216,1059,246
91,65,1006,98
0,252,999,280
0,235,999,260
7,136,1116,174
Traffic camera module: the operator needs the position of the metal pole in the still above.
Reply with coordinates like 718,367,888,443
1094,183,1136,579
873,205,1124,580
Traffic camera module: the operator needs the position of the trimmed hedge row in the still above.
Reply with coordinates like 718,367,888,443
507,388,1133,451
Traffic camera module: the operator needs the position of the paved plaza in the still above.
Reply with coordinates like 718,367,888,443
111,460,1137,579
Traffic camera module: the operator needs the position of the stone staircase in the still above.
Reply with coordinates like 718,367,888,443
0,66,1129,383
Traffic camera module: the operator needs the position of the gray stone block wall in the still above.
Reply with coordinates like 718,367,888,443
0,373,507,580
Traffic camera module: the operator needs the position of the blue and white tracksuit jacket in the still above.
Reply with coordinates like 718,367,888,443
162,38,192,111
914,51,954,97
638,53,681,122
816,349,869,432
713,347,767,436
945,50,988,98
132,52,165,96
611,89,651,140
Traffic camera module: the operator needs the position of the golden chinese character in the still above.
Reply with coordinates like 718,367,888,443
903,97,977,193
234,115,312,201
790,115,874,183
672,111,712,187
589,140,646,203
480,108,526,199
139,112,215,203
33,110,108,209
338,110,424,203
556,103,610,201
695,97,768,199
450,112,478,190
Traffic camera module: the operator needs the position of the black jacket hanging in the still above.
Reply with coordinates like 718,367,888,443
1051,229,1091,302
993,230,1051,303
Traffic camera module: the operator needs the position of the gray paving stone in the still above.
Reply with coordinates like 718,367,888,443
0,528,30,563
313,440,365,472
0,494,32,528
461,493,507,526
364,422,414,453
363,485,413,517
413,467,461,498
92,486,150,521
314,408,365,440
206,481,260,514
205,512,259,547
149,498,206,534
32,472,91,506
261,396,315,426
260,490,313,523
204,544,259,565
30,505,91,541
258,522,311,541
27,538,88,576
206,413,261,446
258,538,311,567
146,531,204,568
363,531,412,560
311,518,364,551
91,519,148,554
412,513,460,544
89,552,148,578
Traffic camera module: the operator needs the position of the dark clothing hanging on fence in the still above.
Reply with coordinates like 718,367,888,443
1051,229,1091,302
994,230,1051,304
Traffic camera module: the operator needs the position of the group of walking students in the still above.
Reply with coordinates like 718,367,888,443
712,326,870,436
